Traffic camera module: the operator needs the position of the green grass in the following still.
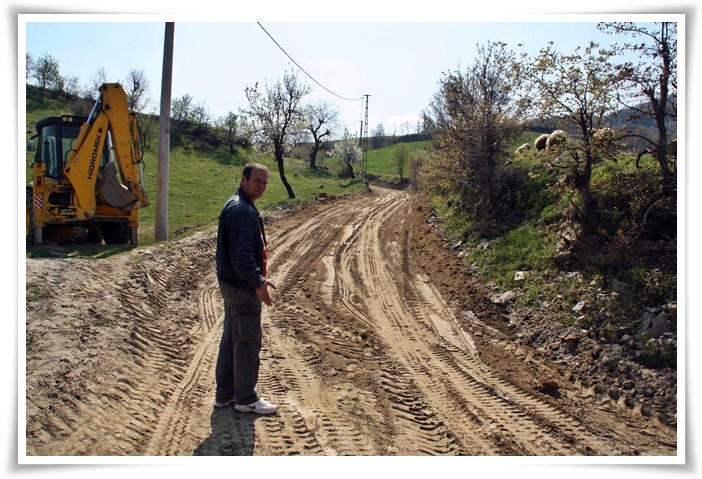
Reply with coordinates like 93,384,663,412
430,192,477,240
366,141,429,184
26,281,46,302
469,223,558,288
26,243,139,260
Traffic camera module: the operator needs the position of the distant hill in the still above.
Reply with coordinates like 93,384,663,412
611,99,677,135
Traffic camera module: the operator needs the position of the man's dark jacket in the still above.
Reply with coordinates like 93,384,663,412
216,187,266,291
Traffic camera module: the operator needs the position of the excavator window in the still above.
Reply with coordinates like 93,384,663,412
63,124,114,176
60,123,83,175
40,125,59,178
36,116,115,181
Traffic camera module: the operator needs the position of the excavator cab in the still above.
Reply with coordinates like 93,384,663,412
32,115,113,182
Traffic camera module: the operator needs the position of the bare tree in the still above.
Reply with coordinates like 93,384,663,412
598,22,677,187
410,148,429,187
137,109,158,150
83,68,108,99
54,75,65,94
401,120,412,137
32,52,61,91
306,100,340,168
241,69,312,199
124,69,151,113
371,123,385,149
62,75,81,96
392,143,410,181
191,101,211,126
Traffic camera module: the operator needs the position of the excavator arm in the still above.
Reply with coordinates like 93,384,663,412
63,83,150,220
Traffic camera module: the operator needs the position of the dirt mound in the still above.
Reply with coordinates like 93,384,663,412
409,196,677,427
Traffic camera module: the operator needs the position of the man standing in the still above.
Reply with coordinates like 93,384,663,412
214,163,277,414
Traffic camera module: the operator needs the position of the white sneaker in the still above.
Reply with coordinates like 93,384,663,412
234,397,278,415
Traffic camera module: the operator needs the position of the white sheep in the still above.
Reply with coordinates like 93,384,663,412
667,138,677,157
534,134,549,152
546,129,566,149
593,127,613,140
515,143,531,155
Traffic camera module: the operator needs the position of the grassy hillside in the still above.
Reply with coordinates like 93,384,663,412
425,126,676,368
24,86,399,249
365,141,429,184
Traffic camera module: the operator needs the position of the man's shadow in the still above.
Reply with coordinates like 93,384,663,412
193,406,260,456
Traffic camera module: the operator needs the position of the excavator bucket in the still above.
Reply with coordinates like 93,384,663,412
97,161,138,209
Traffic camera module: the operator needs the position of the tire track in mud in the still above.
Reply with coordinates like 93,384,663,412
264,187,636,456
25,187,677,457
260,189,488,455
259,196,389,455
350,192,614,455
399,244,643,455
334,192,499,455
24,260,167,456
141,196,385,457
27,237,220,456
254,335,376,456
143,281,223,455
136,239,231,456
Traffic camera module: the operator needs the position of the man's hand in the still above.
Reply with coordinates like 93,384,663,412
255,279,276,306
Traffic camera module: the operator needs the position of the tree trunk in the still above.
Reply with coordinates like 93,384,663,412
574,152,600,234
310,142,320,168
655,126,673,192
346,162,355,179
276,155,295,199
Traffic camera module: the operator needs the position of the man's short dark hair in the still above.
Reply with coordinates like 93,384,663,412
242,163,269,179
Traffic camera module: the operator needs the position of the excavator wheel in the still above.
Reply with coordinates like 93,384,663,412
86,226,104,244
102,222,131,245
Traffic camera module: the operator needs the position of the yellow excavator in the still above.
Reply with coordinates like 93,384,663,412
26,83,150,246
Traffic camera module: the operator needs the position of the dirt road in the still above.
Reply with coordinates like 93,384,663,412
24,186,677,457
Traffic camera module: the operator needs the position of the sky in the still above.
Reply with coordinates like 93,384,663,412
6,1,700,478
22,16,674,137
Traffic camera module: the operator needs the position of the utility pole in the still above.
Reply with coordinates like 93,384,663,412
362,95,370,185
155,22,174,242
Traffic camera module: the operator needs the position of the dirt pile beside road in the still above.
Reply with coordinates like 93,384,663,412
407,196,677,428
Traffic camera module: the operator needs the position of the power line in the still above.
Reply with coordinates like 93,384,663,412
257,22,364,103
